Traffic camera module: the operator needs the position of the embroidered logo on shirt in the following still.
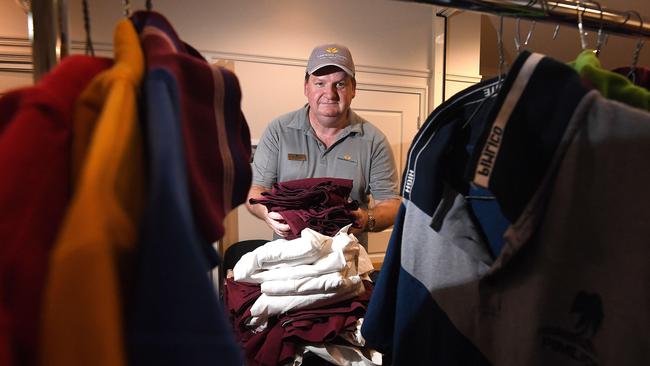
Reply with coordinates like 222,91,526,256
336,154,357,163
538,291,603,366
287,153,307,161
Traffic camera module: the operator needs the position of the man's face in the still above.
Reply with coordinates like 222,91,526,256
304,66,356,126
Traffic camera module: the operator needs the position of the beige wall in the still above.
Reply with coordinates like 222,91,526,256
0,0,32,91
1,0,469,252
445,11,483,99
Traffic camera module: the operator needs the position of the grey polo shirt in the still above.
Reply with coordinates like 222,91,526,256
252,105,400,245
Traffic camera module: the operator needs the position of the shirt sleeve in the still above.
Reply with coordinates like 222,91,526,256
251,120,280,188
368,131,400,201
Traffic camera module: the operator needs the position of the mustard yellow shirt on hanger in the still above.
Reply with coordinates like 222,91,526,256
40,19,145,366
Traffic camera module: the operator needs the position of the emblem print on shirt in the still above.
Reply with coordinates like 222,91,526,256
287,153,307,161
538,291,604,366
403,169,415,195
474,124,503,188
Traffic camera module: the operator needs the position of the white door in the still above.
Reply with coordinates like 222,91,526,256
353,87,422,266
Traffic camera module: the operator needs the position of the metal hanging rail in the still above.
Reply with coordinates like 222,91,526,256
403,0,650,38
31,0,69,82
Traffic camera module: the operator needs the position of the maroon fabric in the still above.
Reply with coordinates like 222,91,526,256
249,178,361,239
132,11,252,262
612,66,650,90
0,55,113,366
224,278,373,366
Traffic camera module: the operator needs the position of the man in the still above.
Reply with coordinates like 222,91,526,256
246,43,400,248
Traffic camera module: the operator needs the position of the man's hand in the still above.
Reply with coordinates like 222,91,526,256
246,184,293,237
349,208,368,235
349,198,400,235
266,211,291,238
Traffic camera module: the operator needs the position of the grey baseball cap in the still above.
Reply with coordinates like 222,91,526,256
306,43,355,77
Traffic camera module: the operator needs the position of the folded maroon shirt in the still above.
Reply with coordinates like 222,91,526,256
224,278,374,366
249,177,361,239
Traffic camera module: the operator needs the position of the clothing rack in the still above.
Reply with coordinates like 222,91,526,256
31,0,69,82
28,0,649,82
404,0,650,38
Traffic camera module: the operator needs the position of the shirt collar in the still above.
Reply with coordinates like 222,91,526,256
289,104,363,136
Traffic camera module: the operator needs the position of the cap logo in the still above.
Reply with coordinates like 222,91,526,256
325,47,339,54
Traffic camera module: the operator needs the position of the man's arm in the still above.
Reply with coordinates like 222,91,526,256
245,184,292,237
350,197,400,235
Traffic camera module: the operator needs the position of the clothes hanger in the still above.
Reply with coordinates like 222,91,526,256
571,1,608,57
513,2,538,56
623,10,646,83
146,0,152,11
460,14,509,130
497,15,507,86
539,0,562,40
123,0,131,17
82,0,94,56
587,1,607,57
576,1,589,51
514,17,536,55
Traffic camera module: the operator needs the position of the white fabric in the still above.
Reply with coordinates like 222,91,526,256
303,344,383,366
233,228,331,281
248,278,365,326
237,225,368,283
338,319,367,347
249,248,347,283
356,244,374,277
261,271,359,296
236,225,374,328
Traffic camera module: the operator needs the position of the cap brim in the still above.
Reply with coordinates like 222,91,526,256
307,63,354,77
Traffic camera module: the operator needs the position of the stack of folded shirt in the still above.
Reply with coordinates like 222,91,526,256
225,226,380,366
248,177,361,240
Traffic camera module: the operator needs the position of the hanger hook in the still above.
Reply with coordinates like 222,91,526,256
584,1,606,56
514,18,536,55
82,0,94,56
122,0,131,17
623,10,645,80
539,0,562,40
576,1,589,51
497,15,507,84
146,0,152,11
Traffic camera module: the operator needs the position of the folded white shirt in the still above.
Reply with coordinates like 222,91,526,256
237,226,363,283
302,343,383,366
248,248,347,283
248,277,365,326
233,228,332,281
261,271,359,296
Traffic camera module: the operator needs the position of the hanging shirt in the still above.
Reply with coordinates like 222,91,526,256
39,19,144,366
365,50,650,365
569,49,650,111
612,66,650,90
130,10,252,258
0,55,111,366
126,10,251,365
126,68,244,366
361,77,501,365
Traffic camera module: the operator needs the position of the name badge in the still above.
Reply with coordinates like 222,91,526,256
288,153,307,161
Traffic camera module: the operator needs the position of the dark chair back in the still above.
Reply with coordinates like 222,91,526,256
221,239,268,279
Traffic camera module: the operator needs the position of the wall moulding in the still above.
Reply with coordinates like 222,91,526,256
445,72,483,83
207,50,432,80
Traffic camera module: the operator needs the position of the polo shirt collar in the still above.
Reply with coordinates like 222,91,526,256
290,104,363,136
